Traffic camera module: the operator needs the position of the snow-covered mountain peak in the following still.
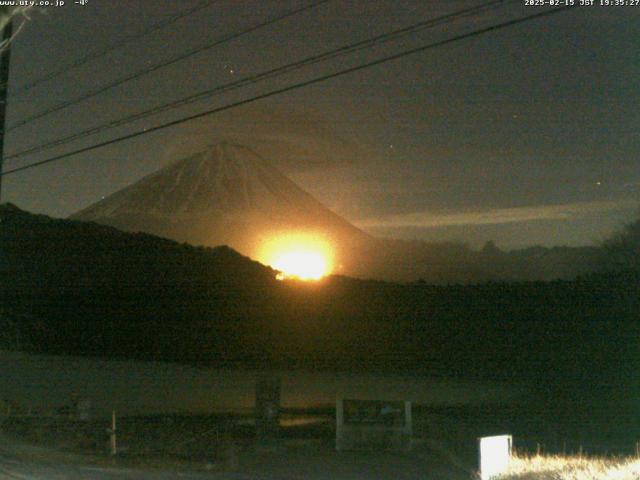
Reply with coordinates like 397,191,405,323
73,143,333,222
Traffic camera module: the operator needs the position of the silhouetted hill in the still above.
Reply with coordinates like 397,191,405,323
599,216,640,271
359,238,600,284
1,202,275,293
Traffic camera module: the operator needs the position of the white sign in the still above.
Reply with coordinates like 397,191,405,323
479,434,512,480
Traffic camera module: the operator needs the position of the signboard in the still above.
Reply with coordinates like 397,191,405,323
343,399,405,426
478,434,512,480
336,398,412,451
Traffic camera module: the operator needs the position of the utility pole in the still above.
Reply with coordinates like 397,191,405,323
0,12,12,203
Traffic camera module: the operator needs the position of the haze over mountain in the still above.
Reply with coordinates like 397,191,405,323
72,143,601,283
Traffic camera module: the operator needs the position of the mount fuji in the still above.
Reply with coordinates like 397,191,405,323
72,143,373,276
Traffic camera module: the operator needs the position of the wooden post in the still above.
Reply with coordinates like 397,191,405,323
335,397,344,451
403,401,412,450
110,409,117,456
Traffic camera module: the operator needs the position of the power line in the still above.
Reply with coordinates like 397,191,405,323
5,0,330,133
8,0,220,95
0,5,576,178
5,0,515,162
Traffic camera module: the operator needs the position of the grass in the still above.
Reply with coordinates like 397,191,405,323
497,453,640,479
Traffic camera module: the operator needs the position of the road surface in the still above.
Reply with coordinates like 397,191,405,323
0,452,231,479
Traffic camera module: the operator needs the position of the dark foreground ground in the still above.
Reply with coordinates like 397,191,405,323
3,404,635,479
0,413,478,480
0,437,473,480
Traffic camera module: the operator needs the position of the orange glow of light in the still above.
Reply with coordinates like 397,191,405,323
258,232,334,281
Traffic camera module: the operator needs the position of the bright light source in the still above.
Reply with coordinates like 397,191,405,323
479,434,512,480
257,232,334,281
272,251,327,280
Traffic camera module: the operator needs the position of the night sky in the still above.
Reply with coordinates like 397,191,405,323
2,0,639,249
